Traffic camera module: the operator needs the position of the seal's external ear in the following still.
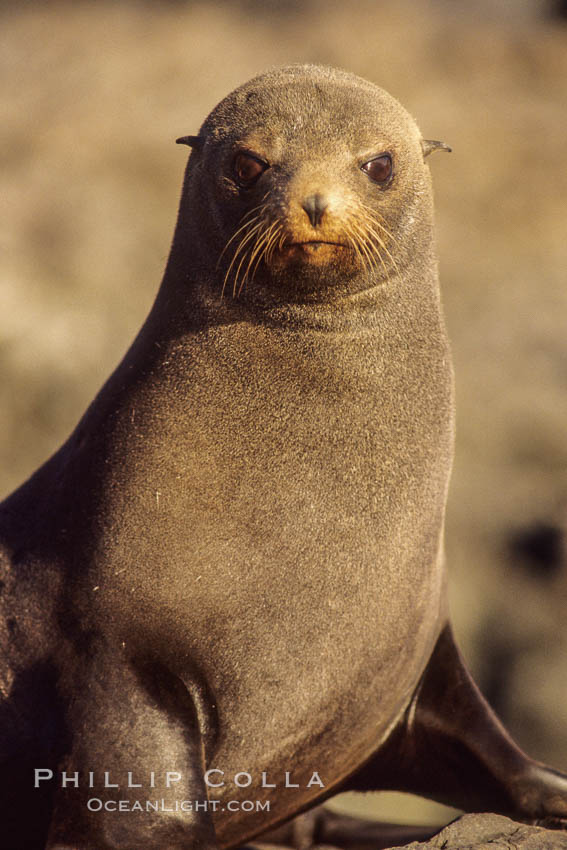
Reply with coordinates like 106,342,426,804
176,135,204,149
421,139,452,159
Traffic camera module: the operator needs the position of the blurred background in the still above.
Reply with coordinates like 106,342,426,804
2,0,567,830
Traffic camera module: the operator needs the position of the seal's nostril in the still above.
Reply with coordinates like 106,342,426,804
302,194,328,228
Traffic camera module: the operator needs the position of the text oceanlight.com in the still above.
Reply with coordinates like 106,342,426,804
86,799,270,813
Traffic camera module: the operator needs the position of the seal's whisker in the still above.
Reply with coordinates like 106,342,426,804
360,232,383,275
222,240,250,298
245,224,274,275
343,221,367,270
352,227,376,274
362,205,401,247
223,218,265,272
349,217,385,276
236,227,269,297
232,222,272,298
362,207,401,251
356,203,400,255
363,221,400,276
368,227,399,274
224,217,266,274
221,194,278,297
249,221,283,288
252,223,282,280
248,223,276,275
218,211,265,270
344,202,386,273
362,223,389,277
265,224,284,264
362,210,398,251
349,203,398,276
222,223,264,297
238,222,277,297
232,241,256,298
217,193,272,270
218,214,261,267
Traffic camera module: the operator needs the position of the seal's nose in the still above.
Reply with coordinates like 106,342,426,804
302,194,328,228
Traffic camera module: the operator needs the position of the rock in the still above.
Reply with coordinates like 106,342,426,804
387,813,567,849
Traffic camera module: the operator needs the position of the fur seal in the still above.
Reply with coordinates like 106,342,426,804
1,64,567,850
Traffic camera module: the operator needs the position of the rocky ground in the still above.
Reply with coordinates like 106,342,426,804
389,814,567,849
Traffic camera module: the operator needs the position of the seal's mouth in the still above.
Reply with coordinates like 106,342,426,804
280,240,351,258
274,239,355,269
286,240,348,249
274,239,352,267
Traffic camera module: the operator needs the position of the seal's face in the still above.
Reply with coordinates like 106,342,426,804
183,65,435,302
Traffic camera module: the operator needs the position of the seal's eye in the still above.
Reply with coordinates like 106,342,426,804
234,153,267,187
361,154,393,185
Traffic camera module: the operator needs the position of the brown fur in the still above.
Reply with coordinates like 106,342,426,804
1,65,566,850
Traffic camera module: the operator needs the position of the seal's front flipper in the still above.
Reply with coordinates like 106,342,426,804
46,648,218,850
346,624,567,821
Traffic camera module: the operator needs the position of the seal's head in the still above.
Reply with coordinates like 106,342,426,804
174,65,450,304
